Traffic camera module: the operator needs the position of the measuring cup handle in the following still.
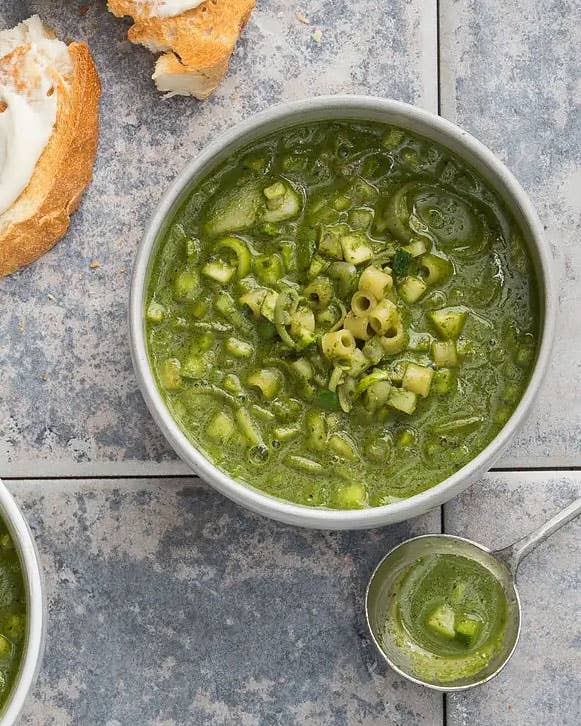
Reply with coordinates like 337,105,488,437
494,497,581,578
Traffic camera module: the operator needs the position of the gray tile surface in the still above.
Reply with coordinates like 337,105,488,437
440,0,581,467
8,478,442,726
444,472,581,726
0,0,437,477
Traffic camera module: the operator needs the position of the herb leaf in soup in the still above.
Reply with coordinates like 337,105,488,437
145,121,539,509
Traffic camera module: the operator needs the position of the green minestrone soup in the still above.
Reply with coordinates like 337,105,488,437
145,121,539,508
0,520,26,709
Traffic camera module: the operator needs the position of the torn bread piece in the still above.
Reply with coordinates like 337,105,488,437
108,0,256,98
0,15,101,277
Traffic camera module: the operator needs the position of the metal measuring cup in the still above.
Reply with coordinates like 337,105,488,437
366,497,581,691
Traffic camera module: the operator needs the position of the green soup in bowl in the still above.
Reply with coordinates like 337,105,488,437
0,519,26,706
130,97,554,529
144,119,539,509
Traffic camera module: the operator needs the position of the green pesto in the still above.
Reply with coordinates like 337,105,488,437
145,121,539,508
0,521,26,709
384,553,508,682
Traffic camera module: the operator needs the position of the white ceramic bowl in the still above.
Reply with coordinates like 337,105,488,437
129,96,555,529
0,481,45,724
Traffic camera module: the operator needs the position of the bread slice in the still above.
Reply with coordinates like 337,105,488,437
108,0,255,98
0,17,101,277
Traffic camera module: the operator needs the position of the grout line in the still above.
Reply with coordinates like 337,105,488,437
436,0,442,116
3,466,581,482
491,466,581,472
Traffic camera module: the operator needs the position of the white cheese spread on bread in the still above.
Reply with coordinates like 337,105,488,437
0,16,72,216
134,0,206,18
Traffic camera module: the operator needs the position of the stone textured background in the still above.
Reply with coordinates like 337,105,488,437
0,0,580,724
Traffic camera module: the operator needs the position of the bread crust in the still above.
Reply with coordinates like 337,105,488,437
0,42,101,277
108,0,255,98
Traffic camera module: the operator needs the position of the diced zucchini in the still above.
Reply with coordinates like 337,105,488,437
290,306,315,336
234,407,263,446
455,616,482,646
206,412,235,444
285,455,322,473
181,355,209,380
346,348,372,377
429,307,468,339
191,331,214,353
348,207,374,230
335,483,366,509
364,380,392,410
328,433,357,460
239,288,267,316
260,290,279,322
280,240,295,270
427,604,456,639
515,344,535,368
294,327,316,351
362,336,385,365
340,233,373,265
214,291,236,317
273,426,300,442
146,301,165,323
402,238,428,257
214,291,253,333
204,181,262,236
420,253,453,286
382,127,405,149
349,178,377,204
432,340,458,368
333,194,351,211
387,387,417,415
253,253,283,285
290,358,313,380
396,428,416,448
225,337,253,358
307,254,330,280
354,368,391,394
222,373,242,393
305,411,327,451
263,183,301,222
173,270,198,300
328,366,344,392
158,358,181,391
402,363,434,398
191,299,208,318
246,368,283,400
252,405,276,422
432,368,455,394
263,181,286,200
0,635,11,657
318,224,347,259
398,275,428,303
201,260,236,284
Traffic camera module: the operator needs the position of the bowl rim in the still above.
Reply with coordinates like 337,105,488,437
0,481,45,725
129,95,556,529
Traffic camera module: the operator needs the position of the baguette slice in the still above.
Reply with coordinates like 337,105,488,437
0,18,101,277
108,0,255,98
